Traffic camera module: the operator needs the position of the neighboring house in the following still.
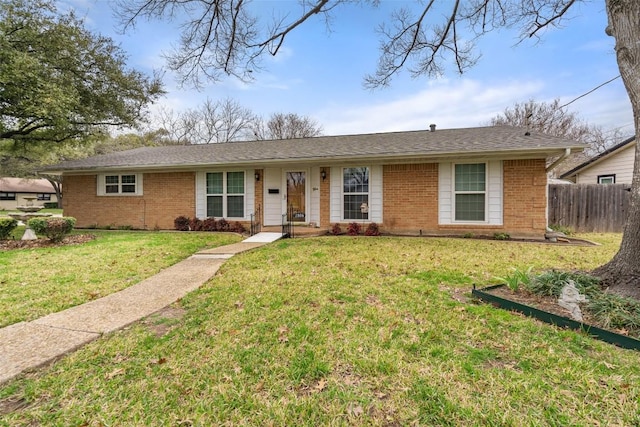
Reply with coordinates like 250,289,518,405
42,126,585,239
560,136,636,184
0,177,58,210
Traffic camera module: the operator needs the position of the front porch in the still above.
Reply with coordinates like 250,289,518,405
259,225,329,238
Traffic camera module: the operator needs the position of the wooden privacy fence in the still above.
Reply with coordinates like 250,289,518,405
548,184,631,233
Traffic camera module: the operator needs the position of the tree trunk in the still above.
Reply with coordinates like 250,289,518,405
592,0,640,298
43,176,63,209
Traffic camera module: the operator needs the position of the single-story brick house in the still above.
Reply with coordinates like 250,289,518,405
42,126,585,238
0,177,58,210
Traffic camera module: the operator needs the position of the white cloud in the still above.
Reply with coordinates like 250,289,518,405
316,78,546,135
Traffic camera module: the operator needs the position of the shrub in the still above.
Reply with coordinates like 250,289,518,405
217,218,230,231
330,223,342,235
493,232,510,240
232,221,246,233
43,202,58,209
0,217,18,240
28,217,76,243
347,222,361,236
190,217,203,231
365,222,380,236
174,216,190,231
202,218,218,232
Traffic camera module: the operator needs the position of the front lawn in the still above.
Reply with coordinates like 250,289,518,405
1,233,639,425
0,231,242,327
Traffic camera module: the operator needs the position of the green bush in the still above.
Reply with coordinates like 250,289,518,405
28,217,76,242
0,217,18,240
43,202,58,209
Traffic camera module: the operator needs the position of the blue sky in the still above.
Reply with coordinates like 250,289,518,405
64,0,633,138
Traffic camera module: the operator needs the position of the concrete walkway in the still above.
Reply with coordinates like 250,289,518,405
0,232,284,385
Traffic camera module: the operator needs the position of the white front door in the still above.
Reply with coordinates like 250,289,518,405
263,168,282,226
262,168,311,226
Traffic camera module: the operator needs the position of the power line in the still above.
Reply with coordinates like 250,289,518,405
558,75,621,109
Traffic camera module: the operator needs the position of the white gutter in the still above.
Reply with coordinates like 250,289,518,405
546,148,572,173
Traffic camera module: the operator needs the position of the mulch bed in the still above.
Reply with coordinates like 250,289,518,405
480,285,638,339
0,234,96,251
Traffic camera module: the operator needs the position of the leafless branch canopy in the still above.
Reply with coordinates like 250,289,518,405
115,0,582,89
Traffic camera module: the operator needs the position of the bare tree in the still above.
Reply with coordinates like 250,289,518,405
156,107,199,145
116,0,640,297
253,113,323,140
489,99,632,176
157,98,257,144
490,99,615,154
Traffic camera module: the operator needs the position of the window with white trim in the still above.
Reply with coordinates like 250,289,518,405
454,163,486,221
98,174,142,195
343,167,369,220
598,174,615,184
206,171,245,218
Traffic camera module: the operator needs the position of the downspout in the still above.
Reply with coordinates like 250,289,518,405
546,148,572,173
545,148,571,237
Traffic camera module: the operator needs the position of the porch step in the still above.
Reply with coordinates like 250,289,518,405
243,232,286,243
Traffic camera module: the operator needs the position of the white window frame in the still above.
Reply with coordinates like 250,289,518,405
598,174,616,184
342,166,370,221
205,171,246,219
452,162,488,223
97,173,143,196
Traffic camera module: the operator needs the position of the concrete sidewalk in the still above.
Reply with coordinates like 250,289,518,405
0,233,284,385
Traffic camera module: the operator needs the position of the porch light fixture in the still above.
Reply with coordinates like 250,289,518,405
321,169,327,181
255,172,260,181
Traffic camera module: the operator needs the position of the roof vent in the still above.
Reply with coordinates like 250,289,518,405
429,124,436,132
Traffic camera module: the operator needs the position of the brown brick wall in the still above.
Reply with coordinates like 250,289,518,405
254,169,264,225
62,160,548,236
379,160,547,237
383,163,439,231
320,167,331,227
63,172,196,230
503,159,548,235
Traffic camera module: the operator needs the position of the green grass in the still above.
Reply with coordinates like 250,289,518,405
2,233,639,426
0,230,242,327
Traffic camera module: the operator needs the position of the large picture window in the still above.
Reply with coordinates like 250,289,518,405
0,192,16,200
206,171,245,218
343,167,369,220
454,163,486,221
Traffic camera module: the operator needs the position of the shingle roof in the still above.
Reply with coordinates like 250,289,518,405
0,177,56,193
42,126,586,173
